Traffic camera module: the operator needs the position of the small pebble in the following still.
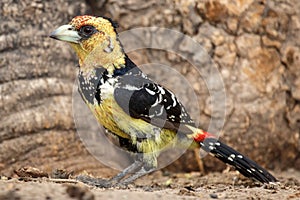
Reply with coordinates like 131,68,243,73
210,193,218,199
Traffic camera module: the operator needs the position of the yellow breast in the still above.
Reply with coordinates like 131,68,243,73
87,94,185,153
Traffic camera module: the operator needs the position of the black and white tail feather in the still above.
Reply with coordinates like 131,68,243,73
200,138,278,184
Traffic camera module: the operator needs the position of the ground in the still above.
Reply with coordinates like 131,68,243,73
0,169,299,200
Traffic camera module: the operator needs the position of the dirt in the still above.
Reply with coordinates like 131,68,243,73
0,169,299,200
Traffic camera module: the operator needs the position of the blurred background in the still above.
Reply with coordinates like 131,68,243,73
0,0,299,178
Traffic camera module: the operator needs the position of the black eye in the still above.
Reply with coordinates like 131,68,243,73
78,25,97,39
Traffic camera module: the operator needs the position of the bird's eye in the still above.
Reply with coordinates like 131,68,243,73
78,25,97,39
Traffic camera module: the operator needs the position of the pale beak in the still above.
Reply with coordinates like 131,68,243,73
50,24,81,43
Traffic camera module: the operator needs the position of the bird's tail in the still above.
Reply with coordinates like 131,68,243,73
192,130,278,184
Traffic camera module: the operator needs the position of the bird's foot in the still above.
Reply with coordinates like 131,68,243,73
76,175,113,188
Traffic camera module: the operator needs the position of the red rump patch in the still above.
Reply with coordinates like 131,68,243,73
193,131,214,142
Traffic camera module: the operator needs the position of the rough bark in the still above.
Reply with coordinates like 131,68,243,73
0,0,111,176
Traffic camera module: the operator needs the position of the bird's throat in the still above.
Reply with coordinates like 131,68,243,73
71,37,126,75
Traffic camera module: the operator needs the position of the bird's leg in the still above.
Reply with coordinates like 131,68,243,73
117,166,156,187
76,159,144,188
76,174,110,188
108,159,144,185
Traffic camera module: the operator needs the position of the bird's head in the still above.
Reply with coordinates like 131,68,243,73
50,15,125,73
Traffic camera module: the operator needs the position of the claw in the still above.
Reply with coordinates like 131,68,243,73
76,175,112,188
76,160,155,188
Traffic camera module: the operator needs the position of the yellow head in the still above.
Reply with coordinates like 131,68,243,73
50,15,125,73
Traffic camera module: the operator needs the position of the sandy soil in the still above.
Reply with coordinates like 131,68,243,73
0,169,299,200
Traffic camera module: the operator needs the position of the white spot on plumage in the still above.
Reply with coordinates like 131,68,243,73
148,114,155,118
170,92,177,107
237,155,243,159
158,94,162,103
145,87,156,95
141,72,147,78
99,77,117,99
93,98,99,104
156,106,164,116
151,97,160,107
247,169,252,173
107,77,115,84
122,84,140,91
230,154,236,159
228,157,234,162
215,142,220,146
157,86,165,94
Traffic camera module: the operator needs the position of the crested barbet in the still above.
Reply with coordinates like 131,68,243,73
50,15,277,187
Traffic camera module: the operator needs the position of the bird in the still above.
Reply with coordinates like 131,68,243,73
50,15,277,187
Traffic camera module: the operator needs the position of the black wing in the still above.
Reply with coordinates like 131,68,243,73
114,68,195,134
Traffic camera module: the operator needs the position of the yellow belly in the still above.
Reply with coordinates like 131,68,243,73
87,95,183,153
